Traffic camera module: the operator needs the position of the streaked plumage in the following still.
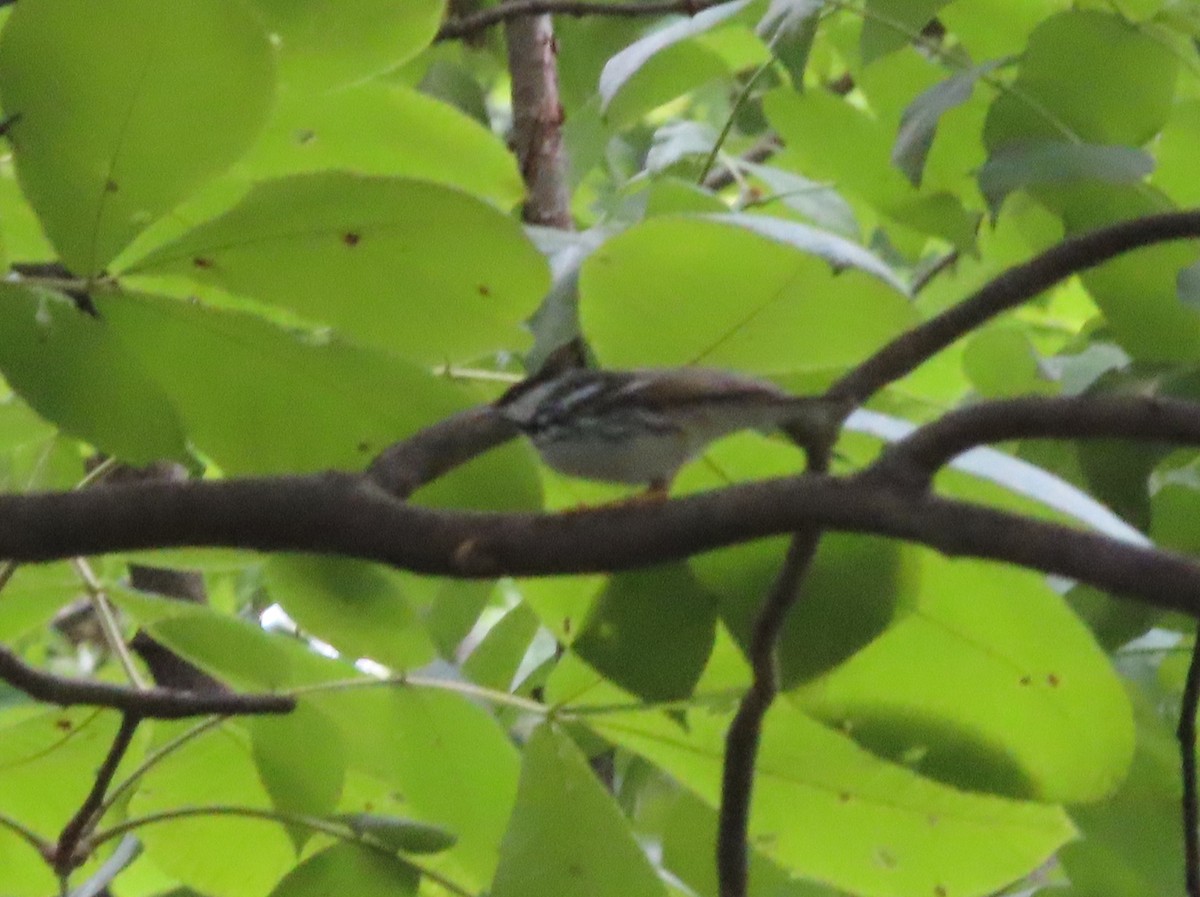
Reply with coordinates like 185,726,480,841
496,366,839,487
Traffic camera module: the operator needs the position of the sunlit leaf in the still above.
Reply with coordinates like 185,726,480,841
599,0,752,111
0,0,274,273
121,174,549,363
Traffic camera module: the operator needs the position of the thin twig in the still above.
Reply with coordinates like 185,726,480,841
436,0,730,41
71,558,149,690
910,248,960,296
1181,633,1200,897
55,714,140,875
97,716,226,820
697,58,776,186
703,133,783,192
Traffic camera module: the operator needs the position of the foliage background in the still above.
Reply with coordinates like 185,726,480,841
0,0,1195,895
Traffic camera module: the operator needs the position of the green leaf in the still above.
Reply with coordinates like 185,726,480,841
707,212,908,293
578,216,917,374
764,87,914,211
961,323,1055,397
588,701,1076,897
1057,682,1183,897
239,83,525,207
0,0,274,274
599,0,753,112
250,700,347,849
757,0,821,90
662,789,835,897
977,142,1154,214
794,554,1134,803
982,10,1178,149
861,0,951,63
142,608,299,691
462,603,542,691
893,59,1008,188
336,813,457,855
121,174,550,363
574,563,717,702
694,533,915,688
0,563,79,641
263,555,437,671
491,724,666,897
313,688,520,887
269,843,418,897
98,292,542,510
0,708,130,836
0,828,55,897
0,284,188,464
1063,193,1200,362
131,724,296,897
248,0,442,95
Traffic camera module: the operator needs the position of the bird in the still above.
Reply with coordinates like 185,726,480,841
495,340,846,496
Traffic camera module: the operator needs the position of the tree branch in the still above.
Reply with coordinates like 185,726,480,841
506,6,573,228
0,644,293,719
871,395,1200,489
437,0,729,42
1,469,1199,614
829,211,1200,405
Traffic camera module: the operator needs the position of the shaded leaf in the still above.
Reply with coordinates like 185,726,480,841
336,813,457,855
250,701,346,850
267,842,419,897
977,142,1154,214
264,555,436,671
491,725,665,897
133,724,295,897
893,58,1009,187
0,284,188,464
756,0,821,89
983,10,1178,150
795,555,1134,803
861,0,951,63
574,563,717,701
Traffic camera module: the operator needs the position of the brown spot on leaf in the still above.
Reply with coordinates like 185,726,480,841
193,257,214,269
356,441,371,453
1047,673,1060,687
342,231,361,247
934,886,948,897
295,128,316,145
1019,675,1032,686
477,283,491,297
55,717,72,731
104,179,119,193
838,791,852,803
